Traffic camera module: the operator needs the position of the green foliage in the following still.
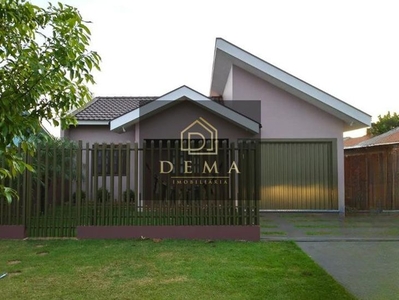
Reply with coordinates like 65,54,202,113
370,111,399,136
0,0,100,202
31,136,79,185
123,189,135,203
97,187,110,202
72,190,86,203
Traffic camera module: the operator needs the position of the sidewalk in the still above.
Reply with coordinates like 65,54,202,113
260,213,399,300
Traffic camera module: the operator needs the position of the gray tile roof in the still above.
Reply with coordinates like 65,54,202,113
73,97,158,121
74,96,226,121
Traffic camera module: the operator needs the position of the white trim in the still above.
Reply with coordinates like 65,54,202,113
211,38,371,130
110,86,259,134
77,120,109,125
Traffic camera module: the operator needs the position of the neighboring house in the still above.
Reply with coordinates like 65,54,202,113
343,134,372,148
63,38,371,214
345,127,399,210
12,123,52,145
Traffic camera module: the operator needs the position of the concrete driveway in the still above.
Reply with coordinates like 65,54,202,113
260,213,399,299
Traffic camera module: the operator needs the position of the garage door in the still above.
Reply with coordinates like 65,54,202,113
260,140,338,210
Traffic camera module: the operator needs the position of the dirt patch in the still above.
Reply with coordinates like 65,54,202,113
35,244,45,248
8,270,22,277
158,252,174,259
135,277,154,286
36,251,49,256
7,260,21,265
161,276,188,284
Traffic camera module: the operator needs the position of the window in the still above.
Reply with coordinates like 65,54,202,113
92,145,127,176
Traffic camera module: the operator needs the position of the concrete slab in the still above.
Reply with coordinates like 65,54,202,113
297,241,399,300
260,213,399,300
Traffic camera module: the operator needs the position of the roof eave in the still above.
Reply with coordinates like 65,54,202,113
76,120,109,126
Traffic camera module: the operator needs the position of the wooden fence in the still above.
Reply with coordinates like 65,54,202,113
0,140,260,239
345,144,399,211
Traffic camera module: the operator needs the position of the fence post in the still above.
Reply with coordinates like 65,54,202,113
126,142,131,224
92,143,98,225
77,141,83,228
134,142,139,223
85,142,90,226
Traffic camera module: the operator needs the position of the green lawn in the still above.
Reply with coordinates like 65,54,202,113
0,240,354,300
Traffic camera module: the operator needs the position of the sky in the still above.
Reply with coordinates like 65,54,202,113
34,0,399,137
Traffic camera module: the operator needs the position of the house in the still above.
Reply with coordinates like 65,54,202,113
63,38,371,214
345,127,399,210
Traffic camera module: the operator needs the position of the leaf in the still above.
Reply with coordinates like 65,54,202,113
0,0,100,200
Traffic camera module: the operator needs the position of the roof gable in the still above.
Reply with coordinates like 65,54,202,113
210,38,371,131
110,86,260,134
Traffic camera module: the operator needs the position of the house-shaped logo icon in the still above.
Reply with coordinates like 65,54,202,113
180,117,218,155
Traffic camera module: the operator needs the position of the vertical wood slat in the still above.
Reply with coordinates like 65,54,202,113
126,143,131,225
166,140,171,225
239,141,245,224
109,143,114,226
77,141,83,228
68,143,73,236
117,143,122,225
142,140,146,226
93,143,98,226
134,143,139,225
85,142,90,226
22,151,27,227
35,143,41,237
158,141,163,225
26,154,33,234
60,142,65,236
43,143,49,236
230,142,236,225
150,140,155,225
15,146,22,225
0,159,4,225
101,143,106,226
51,142,57,236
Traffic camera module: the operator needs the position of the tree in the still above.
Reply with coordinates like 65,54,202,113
370,111,399,136
0,0,100,202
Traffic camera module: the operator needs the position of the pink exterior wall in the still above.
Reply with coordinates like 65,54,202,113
66,125,134,144
65,125,137,200
230,66,345,212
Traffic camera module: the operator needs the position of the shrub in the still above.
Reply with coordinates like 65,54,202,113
123,189,135,203
97,187,110,202
72,191,86,203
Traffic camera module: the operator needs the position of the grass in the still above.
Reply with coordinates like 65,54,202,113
0,240,354,300
260,224,279,228
306,231,337,236
295,224,341,229
261,231,287,236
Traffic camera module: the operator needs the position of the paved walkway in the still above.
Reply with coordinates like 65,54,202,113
260,213,399,300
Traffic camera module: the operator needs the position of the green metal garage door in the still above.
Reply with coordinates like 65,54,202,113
260,140,338,210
